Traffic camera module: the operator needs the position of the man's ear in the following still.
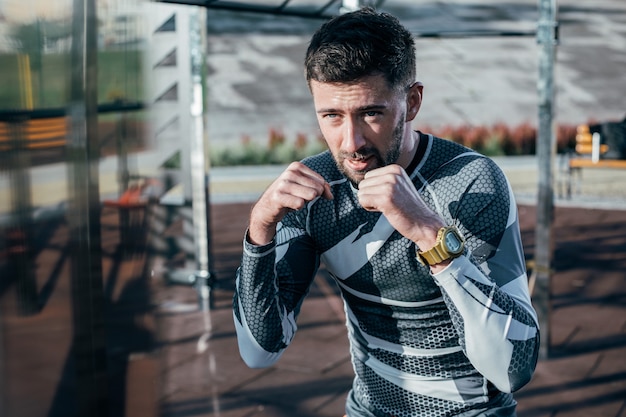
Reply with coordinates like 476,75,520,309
405,82,423,122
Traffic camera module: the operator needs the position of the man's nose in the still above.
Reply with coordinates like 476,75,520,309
341,118,367,153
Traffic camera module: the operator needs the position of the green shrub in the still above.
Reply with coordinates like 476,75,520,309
209,122,579,167
210,130,327,167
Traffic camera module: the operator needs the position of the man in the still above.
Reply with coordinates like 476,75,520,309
233,7,539,417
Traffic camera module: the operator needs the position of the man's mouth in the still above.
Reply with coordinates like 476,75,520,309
344,154,375,172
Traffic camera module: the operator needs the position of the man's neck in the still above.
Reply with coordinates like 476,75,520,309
398,130,420,170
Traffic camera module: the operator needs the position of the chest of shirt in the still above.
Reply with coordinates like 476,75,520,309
307,190,441,303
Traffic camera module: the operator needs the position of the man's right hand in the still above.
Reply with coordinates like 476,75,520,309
248,161,333,245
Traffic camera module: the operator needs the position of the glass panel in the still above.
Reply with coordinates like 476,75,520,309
0,1,152,416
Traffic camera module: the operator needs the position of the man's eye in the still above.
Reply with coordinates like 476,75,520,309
365,111,380,117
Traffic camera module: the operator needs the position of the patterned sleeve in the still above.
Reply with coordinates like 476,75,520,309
429,156,539,393
233,210,320,368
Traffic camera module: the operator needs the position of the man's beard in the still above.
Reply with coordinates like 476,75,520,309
333,115,405,188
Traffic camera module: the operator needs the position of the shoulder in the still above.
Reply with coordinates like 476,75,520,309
426,134,504,179
300,150,344,183
429,134,481,161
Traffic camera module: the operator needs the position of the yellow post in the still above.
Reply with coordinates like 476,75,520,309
17,54,34,110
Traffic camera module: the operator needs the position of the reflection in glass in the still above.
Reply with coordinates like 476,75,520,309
1,1,152,416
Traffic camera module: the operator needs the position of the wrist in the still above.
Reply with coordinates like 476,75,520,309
416,225,465,268
245,228,274,248
412,217,446,251
248,222,276,246
247,203,279,245
414,225,443,252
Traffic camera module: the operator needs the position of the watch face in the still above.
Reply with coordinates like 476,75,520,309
444,230,463,253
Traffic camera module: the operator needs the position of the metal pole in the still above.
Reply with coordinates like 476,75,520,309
534,0,558,360
66,0,110,414
10,54,38,316
189,7,214,309
8,120,39,316
341,0,380,13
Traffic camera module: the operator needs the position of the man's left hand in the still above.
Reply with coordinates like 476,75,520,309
357,164,444,252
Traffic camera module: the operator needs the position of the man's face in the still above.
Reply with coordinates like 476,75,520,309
310,75,415,186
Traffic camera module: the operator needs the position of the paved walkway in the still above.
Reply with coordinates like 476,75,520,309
2,171,625,417
151,202,626,417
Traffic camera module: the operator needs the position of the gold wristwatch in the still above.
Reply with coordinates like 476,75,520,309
417,226,465,266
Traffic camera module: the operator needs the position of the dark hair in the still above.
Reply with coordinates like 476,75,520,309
305,7,416,91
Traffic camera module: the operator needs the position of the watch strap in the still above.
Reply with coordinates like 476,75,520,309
417,226,464,266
